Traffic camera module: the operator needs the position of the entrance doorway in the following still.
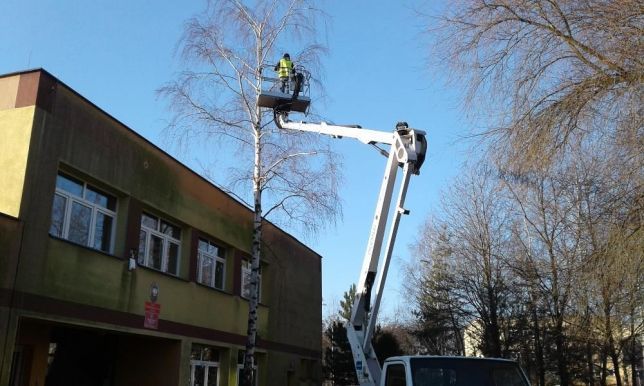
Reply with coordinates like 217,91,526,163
44,326,116,386
12,318,181,386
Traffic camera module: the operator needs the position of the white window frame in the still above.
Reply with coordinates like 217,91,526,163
49,172,117,253
241,260,261,301
197,238,226,290
190,344,220,386
138,212,181,275
190,359,220,386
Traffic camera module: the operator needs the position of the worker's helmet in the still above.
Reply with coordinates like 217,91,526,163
283,53,290,58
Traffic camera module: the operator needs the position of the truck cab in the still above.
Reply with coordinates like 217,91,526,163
381,356,531,386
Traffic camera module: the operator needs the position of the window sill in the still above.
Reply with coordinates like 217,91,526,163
195,281,231,296
194,282,266,306
135,263,190,282
49,234,120,260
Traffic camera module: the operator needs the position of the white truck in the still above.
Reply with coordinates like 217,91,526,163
260,70,531,386
379,356,530,386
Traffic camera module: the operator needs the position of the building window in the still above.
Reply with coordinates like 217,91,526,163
241,260,261,301
190,344,219,386
237,351,258,386
198,238,226,290
138,212,181,275
49,172,117,253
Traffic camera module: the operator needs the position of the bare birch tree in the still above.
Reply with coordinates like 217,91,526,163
159,1,338,385
431,0,643,171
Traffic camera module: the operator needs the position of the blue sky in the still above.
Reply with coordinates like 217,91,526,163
1,1,470,321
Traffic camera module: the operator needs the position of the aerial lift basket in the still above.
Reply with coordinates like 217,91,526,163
257,64,311,114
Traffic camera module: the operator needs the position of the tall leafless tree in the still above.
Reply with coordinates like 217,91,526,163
422,3,643,383
501,139,643,386
502,164,585,386
407,150,641,384
159,1,338,385
568,141,643,386
406,163,515,357
441,163,514,358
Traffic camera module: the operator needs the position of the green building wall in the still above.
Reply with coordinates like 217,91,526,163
0,69,322,386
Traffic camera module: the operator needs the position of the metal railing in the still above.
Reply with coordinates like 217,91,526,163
260,64,310,97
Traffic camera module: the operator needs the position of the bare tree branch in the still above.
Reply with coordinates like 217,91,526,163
431,0,643,171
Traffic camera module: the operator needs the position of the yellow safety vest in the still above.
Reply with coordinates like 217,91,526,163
278,58,293,78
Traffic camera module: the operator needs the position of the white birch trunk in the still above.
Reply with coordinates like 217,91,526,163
242,121,262,386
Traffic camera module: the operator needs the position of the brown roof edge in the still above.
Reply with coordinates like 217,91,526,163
0,67,46,80
14,70,57,112
0,68,323,261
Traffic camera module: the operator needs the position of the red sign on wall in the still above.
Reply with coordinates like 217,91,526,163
144,301,161,329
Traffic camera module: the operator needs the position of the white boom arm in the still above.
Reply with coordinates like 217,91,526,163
277,113,427,386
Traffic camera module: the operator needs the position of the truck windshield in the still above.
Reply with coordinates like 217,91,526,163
410,358,529,386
